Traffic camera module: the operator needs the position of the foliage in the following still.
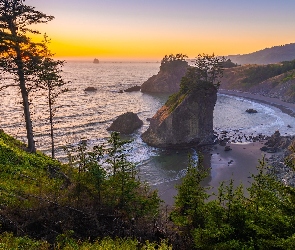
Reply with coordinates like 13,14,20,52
172,154,295,249
0,232,172,249
0,130,162,246
0,0,54,152
160,53,188,71
181,53,225,92
222,58,238,68
241,59,295,87
164,53,224,113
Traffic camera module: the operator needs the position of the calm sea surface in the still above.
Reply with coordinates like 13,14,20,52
2,61,295,186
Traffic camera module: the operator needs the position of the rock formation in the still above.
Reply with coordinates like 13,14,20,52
107,112,143,134
141,59,188,93
84,87,97,92
124,85,141,92
141,81,218,148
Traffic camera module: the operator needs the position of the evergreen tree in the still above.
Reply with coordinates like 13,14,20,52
0,0,54,152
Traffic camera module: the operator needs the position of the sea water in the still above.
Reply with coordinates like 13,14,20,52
1,61,295,186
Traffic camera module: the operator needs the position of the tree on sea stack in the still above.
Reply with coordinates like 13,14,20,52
141,53,224,148
0,0,54,153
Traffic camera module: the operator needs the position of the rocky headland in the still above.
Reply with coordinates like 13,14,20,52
141,55,189,93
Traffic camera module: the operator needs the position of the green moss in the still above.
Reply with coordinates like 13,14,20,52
165,92,187,113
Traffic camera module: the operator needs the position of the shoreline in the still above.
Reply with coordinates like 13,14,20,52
219,89,295,118
157,90,295,206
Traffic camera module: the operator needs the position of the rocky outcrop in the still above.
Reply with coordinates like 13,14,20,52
141,82,217,148
124,85,141,92
107,112,143,134
261,130,293,153
141,60,189,93
84,87,97,92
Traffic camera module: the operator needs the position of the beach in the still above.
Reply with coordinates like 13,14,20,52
156,90,294,206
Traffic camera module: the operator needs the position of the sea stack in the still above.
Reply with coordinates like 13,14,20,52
93,58,99,64
142,54,224,148
141,54,189,93
141,81,217,148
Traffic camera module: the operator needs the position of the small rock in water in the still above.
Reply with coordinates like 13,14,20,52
246,108,258,113
224,145,232,151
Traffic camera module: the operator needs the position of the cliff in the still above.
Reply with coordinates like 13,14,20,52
141,60,188,93
141,81,217,148
220,63,295,103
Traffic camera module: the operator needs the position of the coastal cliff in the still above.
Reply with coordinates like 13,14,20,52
141,54,188,93
142,64,219,148
220,62,295,103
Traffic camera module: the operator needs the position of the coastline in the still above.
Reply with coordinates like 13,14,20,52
157,90,294,206
219,89,295,118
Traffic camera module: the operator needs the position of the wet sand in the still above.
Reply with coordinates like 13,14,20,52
156,90,294,206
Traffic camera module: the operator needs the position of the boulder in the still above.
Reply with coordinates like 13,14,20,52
141,82,217,148
84,87,97,92
124,85,141,92
246,108,258,113
107,112,143,134
141,60,189,93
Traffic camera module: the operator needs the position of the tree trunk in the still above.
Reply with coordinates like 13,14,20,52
10,18,36,153
15,47,36,153
48,88,55,158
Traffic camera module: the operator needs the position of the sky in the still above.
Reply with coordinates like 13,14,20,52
26,0,295,61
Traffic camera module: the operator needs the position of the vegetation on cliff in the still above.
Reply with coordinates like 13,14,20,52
171,153,295,249
165,53,224,113
2,129,295,248
220,59,295,102
0,130,167,248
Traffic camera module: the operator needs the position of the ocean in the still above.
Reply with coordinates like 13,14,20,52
1,61,295,186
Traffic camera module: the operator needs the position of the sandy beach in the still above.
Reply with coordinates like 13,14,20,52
156,90,294,206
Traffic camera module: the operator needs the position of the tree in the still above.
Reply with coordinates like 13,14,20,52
160,53,188,71
180,53,224,93
35,35,69,159
0,0,54,152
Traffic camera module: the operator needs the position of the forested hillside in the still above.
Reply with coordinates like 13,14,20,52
220,60,295,102
228,43,295,65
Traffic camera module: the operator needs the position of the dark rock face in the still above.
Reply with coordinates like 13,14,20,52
84,87,97,91
107,112,143,134
261,130,293,153
141,84,217,148
124,85,141,92
141,61,189,93
246,108,258,113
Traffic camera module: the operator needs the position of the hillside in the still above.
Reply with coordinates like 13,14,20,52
220,61,295,103
227,43,295,65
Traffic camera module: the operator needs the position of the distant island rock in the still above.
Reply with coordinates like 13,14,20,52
93,58,99,64
142,68,218,148
124,85,141,92
84,87,97,92
141,54,189,93
107,112,143,134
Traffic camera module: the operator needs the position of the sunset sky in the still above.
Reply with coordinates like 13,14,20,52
26,0,295,61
